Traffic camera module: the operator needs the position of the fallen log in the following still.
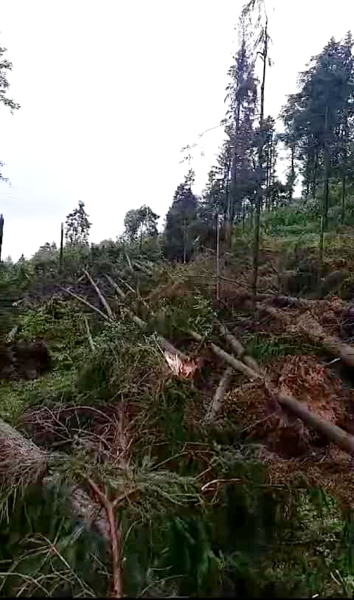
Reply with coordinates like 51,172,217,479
187,330,354,457
260,304,354,370
187,330,261,381
204,367,233,422
218,323,262,374
0,418,109,541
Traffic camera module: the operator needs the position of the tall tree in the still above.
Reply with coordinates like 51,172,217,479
164,170,199,262
124,205,159,247
0,39,20,182
242,0,271,301
224,14,258,241
65,201,91,247
282,34,354,226
0,214,3,262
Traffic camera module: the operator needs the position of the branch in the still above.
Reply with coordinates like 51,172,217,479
85,477,123,599
58,285,110,321
83,315,95,353
84,270,114,319
188,329,354,457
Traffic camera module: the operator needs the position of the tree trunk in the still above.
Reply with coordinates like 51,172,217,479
289,142,295,201
0,214,3,263
252,17,268,305
323,105,330,231
59,222,64,273
216,214,220,301
312,146,318,200
183,219,187,264
341,173,346,225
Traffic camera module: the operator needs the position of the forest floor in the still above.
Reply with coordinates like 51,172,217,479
3,237,354,596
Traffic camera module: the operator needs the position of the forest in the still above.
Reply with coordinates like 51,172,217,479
3,0,354,597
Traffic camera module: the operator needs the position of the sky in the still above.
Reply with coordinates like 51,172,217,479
0,0,354,260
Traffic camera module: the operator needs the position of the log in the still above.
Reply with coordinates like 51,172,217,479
188,330,354,458
0,417,110,541
277,394,354,455
218,323,262,373
187,330,261,381
205,367,233,422
260,303,354,370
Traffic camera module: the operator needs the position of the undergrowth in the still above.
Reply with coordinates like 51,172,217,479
2,254,354,597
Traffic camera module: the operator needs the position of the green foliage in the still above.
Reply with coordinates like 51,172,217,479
246,333,323,361
124,205,159,244
164,170,199,261
65,200,91,247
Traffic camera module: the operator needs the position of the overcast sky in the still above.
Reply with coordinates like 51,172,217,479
0,0,353,260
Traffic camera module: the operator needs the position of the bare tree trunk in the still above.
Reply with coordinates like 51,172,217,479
59,222,64,273
252,16,268,306
323,105,330,231
205,367,233,422
341,173,346,226
183,219,187,264
0,214,4,263
216,214,220,301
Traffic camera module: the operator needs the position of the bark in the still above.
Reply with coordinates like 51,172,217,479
59,223,64,273
0,418,110,543
218,323,261,373
0,214,3,263
252,17,268,305
323,105,330,231
187,330,262,381
205,367,233,422
259,303,354,370
86,477,123,599
216,214,220,301
341,173,346,225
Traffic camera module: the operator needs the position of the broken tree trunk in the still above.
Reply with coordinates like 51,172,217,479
204,367,233,423
188,332,354,457
260,304,354,370
188,330,262,381
218,323,262,374
0,418,110,542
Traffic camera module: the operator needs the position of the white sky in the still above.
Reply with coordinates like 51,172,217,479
0,0,353,260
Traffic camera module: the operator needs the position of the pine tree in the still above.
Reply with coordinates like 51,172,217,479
164,170,199,262
65,201,91,247
224,14,258,241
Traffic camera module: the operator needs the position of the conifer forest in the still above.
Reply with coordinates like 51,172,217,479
4,0,354,597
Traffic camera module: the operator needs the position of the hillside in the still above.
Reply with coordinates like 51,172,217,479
2,214,354,597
